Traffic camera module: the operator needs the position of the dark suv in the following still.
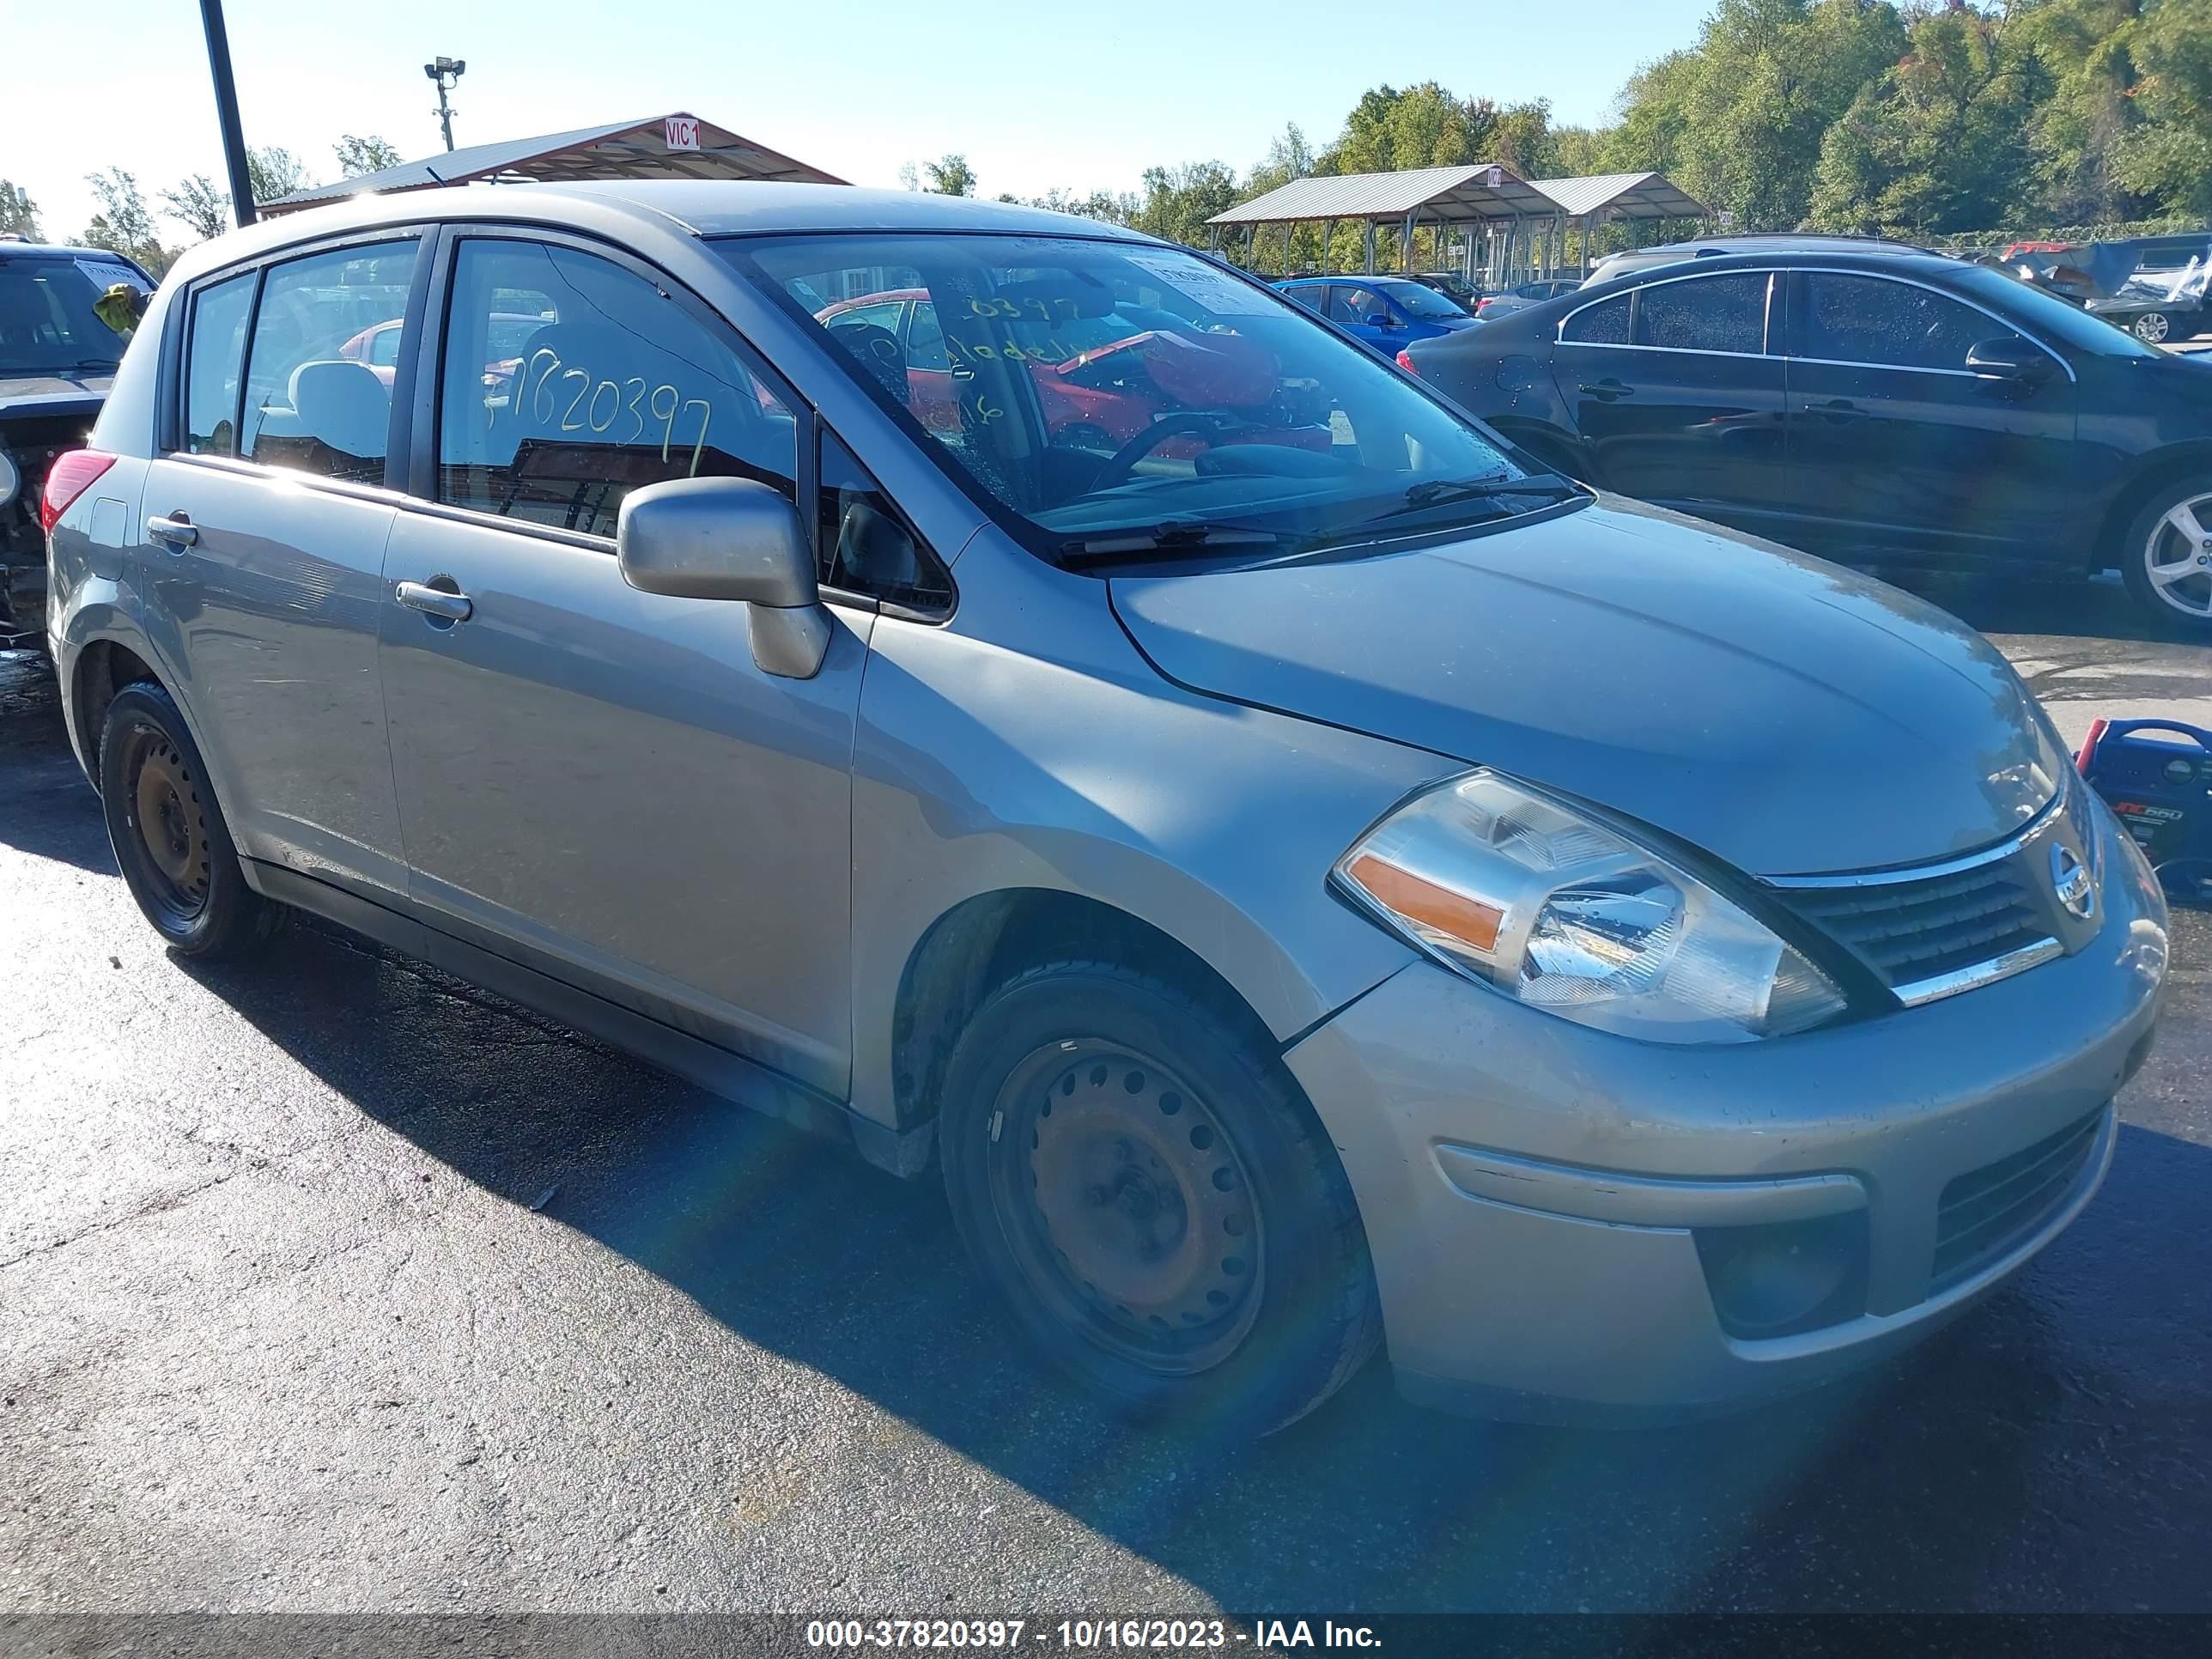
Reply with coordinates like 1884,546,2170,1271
0,241,153,644
1405,247,2212,629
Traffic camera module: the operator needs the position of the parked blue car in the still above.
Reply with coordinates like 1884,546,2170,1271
1274,275,1479,356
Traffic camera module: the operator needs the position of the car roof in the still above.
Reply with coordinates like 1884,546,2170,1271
0,240,153,269
1482,247,1982,325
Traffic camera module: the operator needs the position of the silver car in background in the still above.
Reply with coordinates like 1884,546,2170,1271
46,184,2168,1432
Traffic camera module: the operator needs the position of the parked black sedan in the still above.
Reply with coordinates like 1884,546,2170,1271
1403,249,2212,629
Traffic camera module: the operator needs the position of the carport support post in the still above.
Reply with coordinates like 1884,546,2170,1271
1401,210,1416,274
1243,225,1255,268
198,0,257,228
1362,221,1376,275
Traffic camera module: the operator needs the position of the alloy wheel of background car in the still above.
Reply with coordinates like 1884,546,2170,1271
2133,311,2172,344
939,961,1380,1434
2121,481,2212,628
98,683,280,957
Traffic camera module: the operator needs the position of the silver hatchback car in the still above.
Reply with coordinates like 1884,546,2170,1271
46,184,2169,1432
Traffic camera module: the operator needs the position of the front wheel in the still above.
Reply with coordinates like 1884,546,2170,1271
939,962,1380,1436
2118,478,2212,630
2131,311,2172,345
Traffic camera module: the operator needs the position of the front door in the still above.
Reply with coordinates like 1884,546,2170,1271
1778,270,2080,564
378,234,867,1097
139,238,422,897
1550,270,1790,527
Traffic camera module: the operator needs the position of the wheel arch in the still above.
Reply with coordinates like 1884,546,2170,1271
2091,441,2212,574
889,888,1291,1136
68,637,163,790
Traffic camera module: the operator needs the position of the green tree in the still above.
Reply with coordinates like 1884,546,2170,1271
2111,0,2212,219
80,167,169,275
161,173,232,242
902,154,978,196
246,145,317,206
1808,5,2049,234
1128,161,1241,248
334,134,404,177
0,179,41,240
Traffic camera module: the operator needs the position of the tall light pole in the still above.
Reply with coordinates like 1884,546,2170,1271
198,0,256,227
425,57,466,152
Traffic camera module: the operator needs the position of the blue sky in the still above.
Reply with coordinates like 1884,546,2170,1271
4,0,1712,245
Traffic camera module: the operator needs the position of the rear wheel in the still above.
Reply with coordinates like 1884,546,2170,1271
939,961,1379,1436
2118,478,2212,630
98,683,279,957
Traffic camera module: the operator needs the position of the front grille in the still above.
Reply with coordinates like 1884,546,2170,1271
1778,858,2051,992
1932,1109,2105,1291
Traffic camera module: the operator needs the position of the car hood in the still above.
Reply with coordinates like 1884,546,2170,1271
1109,498,2066,877
0,369,112,420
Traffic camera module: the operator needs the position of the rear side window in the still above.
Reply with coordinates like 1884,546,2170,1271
1796,273,2022,373
240,240,419,483
183,271,255,456
1632,273,1769,354
436,239,797,540
1560,293,1630,344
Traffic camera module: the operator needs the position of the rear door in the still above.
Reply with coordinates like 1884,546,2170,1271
138,234,423,899
1551,270,1789,524
1777,270,2079,565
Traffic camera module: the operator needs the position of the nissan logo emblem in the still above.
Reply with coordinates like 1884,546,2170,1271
2050,842,2096,921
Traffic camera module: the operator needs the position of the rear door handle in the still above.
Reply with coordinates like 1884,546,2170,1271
1578,379,1635,400
394,580,473,623
146,514,197,547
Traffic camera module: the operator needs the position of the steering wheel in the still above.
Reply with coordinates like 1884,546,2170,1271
1092,410,1270,489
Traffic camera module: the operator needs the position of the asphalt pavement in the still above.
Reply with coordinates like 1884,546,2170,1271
3,583,2209,1616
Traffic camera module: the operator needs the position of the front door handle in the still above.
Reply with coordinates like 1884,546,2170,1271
1806,398,1869,422
394,580,473,623
1578,379,1635,401
146,514,198,547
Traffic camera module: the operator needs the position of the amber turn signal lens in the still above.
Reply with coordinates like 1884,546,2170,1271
1346,853,1504,953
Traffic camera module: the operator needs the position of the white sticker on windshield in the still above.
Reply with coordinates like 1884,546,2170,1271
1122,252,1275,317
76,259,150,295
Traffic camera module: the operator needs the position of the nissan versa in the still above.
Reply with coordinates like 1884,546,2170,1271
44,184,2170,1433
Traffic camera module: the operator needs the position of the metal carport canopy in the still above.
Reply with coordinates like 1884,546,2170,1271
260,113,844,216
1525,171,1710,220
1208,164,1563,226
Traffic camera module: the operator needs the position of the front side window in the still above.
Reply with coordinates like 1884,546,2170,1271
817,429,951,611
1632,273,1769,354
1560,293,1631,344
724,234,1572,568
1796,273,2023,373
183,270,255,457
1328,286,1389,326
436,240,796,539
239,240,418,483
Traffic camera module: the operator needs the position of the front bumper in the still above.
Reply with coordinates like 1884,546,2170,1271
1284,813,2170,1422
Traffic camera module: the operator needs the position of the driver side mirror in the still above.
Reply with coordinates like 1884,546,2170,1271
1966,337,2056,385
617,477,831,680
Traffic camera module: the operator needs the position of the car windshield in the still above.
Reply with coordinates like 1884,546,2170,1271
0,258,128,375
1376,279,1468,319
1954,264,2162,359
723,234,1571,567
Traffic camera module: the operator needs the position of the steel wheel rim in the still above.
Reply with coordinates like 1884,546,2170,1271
2142,490,2212,618
124,729,211,925
987,1037,1263,1376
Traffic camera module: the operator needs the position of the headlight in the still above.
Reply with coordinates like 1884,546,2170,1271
1334,769,1848,1043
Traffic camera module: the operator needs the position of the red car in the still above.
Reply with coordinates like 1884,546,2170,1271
814,290,1325,459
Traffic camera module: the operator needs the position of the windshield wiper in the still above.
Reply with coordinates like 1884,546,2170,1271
1056,521,1297,566
1395,472,1577,512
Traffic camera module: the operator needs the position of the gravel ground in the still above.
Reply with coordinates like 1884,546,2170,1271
2,586,2209,1615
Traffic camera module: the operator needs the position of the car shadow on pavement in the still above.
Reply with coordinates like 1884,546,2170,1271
162,901,2212,1614
0,661,118,877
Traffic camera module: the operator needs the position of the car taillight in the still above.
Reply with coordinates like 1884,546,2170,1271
39,448,116,535
1396,349,1419,374
2077,717,2109,775
1475,297,1495,313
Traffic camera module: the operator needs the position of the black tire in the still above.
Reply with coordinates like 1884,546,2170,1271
98,682,280,958
2118,475,2212,631
939,961,1380,1436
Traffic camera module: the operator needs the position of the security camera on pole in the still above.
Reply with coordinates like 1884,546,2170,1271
425,57,466,152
